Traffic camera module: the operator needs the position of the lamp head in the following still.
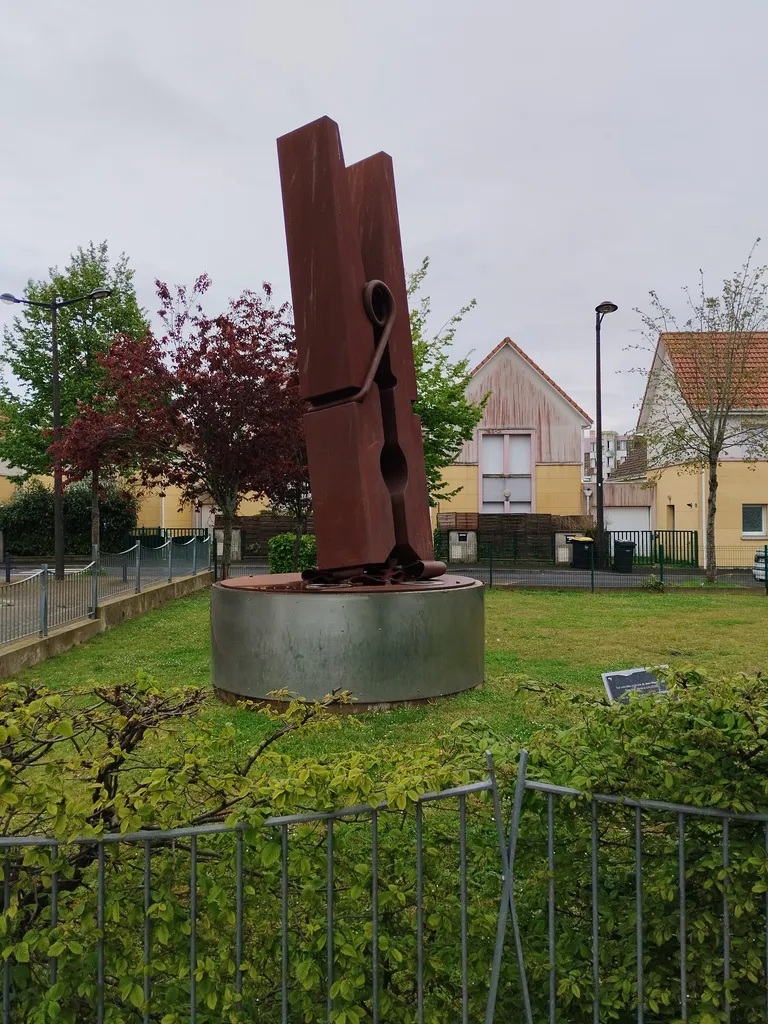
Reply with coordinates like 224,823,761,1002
88,287,113,301
595,301,618,315
0,293,20,305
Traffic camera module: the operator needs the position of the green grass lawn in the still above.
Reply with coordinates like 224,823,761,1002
9,588,768,758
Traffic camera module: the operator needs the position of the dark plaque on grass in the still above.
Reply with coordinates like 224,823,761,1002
602,667,668,704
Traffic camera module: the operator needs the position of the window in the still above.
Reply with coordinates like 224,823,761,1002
481,433,532,513
742,504,766,536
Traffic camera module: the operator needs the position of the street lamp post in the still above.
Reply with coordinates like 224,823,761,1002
594,300,618,569
0,287,113,579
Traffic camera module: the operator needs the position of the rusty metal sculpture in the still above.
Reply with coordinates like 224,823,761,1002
277,116,445,584
209,116,483,709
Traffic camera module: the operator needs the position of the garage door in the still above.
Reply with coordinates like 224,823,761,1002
605,506,650,532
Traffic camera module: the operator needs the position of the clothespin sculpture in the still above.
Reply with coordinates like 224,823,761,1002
278,116,445,584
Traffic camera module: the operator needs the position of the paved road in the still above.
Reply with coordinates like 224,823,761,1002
227,560,762,590
448,562,761,590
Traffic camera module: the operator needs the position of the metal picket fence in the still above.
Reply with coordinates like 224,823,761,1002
0,568,48,645
4,749,768,1021
0,763,503,1024
0,561,97,645
0,536,213,646
445,541,768,593
98,542,141,601
132,526,212,541
46,561,96,632
607,530,699,566
95,535,211,602
0,563,93,645
499,750,768,1024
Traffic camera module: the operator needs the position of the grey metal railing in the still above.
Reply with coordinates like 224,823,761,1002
0,766,502,1023
45,560,96,631
94,536,211,605
193,535,210,576
493,749,768,1024
97,541,140,601
1,747,761,1020
0,568,49,644
0,561,96,644
138,537,172,584
0,536,213,647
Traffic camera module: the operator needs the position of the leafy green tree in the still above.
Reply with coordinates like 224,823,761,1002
408,258,487,504
0,240,147,477
0,478,137,555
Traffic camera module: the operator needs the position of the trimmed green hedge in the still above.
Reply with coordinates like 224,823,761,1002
268,532,317,573
0,479,138,555
4,669,768,1021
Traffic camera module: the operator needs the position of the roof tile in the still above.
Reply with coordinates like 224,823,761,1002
661,332,768,408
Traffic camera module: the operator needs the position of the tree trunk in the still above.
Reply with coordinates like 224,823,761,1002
221,511,233,581
705,460,718,583
91,465,100,551
291,518,303,572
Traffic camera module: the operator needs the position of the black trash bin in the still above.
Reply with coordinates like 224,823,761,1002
571,536,595,570
613,540,636,574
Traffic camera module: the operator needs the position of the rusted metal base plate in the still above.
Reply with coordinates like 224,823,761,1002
211,576,484,711
218,573,476,594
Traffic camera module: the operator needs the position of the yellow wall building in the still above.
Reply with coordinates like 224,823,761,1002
135,488,269,530
625,329,768,562
0,476,20,504
436,339,591,519
653,462,768,556
0,468,270,536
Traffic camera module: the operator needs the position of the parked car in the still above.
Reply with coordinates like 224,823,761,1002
754,548,766,582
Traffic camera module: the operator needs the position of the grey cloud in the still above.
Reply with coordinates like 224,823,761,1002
2,0,766,431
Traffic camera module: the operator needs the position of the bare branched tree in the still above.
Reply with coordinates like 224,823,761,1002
633,241,768,581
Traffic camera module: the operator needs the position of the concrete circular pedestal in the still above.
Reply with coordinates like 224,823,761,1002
211,573,484,710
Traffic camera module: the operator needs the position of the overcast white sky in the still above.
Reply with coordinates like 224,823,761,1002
2,0,766,431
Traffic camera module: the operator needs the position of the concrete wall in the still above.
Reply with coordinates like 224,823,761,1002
135,487,269,529
0,571,213,679
535,464,583,515
656,461,768,549
437,463,583,516
0,477,19,503
238,495,270,516
0,473,51,503
435,465,479,515
136,486,195,529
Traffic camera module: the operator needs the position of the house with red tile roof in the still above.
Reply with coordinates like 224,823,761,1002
436,337,592,518
632,331,768,556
